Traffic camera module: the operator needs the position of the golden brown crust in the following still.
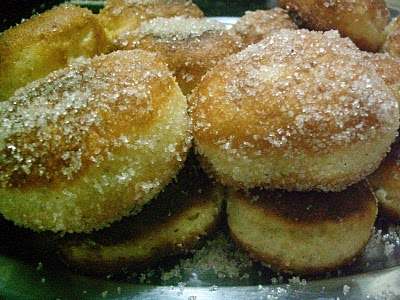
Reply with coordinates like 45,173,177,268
98,0,204,42
231,8,298,47
382,15,400,57
1,51,176,187
57,158,225,275
190,29,399,192
229,182,377,224
277,0,389,52
0,4,109,101
0,50,191,233
227,180,378,274
115,17,242,95
363,52,400,104
368,137,400,221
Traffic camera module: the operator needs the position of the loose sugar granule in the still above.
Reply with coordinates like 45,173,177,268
179,232,254,279
360,225,400,269
158,232,254,283
343,284,350,295
101,291,108,298
288,276,307,286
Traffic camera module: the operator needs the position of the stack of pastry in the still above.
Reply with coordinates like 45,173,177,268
0,0,226,275
190,0,400,274
0,0,399,277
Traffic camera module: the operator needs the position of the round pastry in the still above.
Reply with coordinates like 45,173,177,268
226,180,378,274
0,4,109,102
0,49,191,233
115,17,242,95
363,52,400,103
381,15,400,58
277,0,389,52
98,0,204,42
230,8,298,47
189,29,399,192
368,136,400,221
57,155,225,275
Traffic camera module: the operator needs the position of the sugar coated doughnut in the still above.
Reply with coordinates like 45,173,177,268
189,29,399,192
0,49,191,233
98,0,204,42
382,15,400,58
57,156,225,274
368,136,400,221
226,180,378,274
364,52,400,104
277,0,389,52
115,17,242,95
0,4,109,102
230,8,298,47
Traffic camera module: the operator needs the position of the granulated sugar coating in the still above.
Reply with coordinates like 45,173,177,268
115,17,242,95
382,15,400,58
0,49,191,233
276,0,389,52
123,16,226,42
119,0,194,6
362,52,400,103
190,29,399,192
230,7,298,47
98,0,204,40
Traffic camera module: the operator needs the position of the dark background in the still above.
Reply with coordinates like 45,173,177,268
2,0,63,31
1,0,278,32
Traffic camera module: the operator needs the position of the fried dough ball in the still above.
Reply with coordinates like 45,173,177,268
363,52,400,104
98,0,204,42
189,29,399,192
381,15,400,58
57,156,225,275
227,180,378,274
230,8,298,47
0,50,191,233
0,4,109,102
277,0,389,52
115,17,242,95
368,136,400,221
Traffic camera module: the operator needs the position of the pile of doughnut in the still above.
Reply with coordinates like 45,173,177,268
0,0,400,277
